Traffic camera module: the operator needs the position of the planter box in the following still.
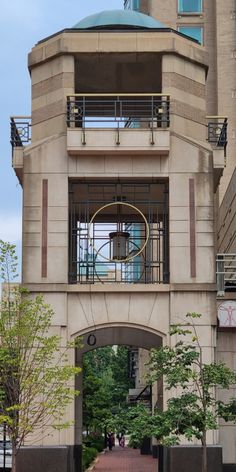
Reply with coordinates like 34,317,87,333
158,445,222,472
140,438,152,455
223,466,236,472
152,445,158,458
16,445,82,472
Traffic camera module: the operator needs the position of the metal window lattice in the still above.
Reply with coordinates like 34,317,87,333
69,182,169,284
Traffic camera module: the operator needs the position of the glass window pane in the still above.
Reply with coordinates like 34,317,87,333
178,0,202,13
179,26,203,44
124,0,140,10
132,0,140,10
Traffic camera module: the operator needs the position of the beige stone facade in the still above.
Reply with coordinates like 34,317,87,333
128,2,236,465
139,0,236,203
11,14,232,469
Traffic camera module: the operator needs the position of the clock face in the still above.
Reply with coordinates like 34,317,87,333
218,301,236,328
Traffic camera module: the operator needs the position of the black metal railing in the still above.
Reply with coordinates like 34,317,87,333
207,116,228,154
10,116,31,150
67,94,170,130
216,254,236,296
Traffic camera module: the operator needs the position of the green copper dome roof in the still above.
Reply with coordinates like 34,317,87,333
73,9,165,30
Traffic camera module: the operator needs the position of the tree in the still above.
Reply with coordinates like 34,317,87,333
82,346,133,434
83,348,115,433
0,240,81,472
94,315,236,470
139,312,236,472
112,346,134,406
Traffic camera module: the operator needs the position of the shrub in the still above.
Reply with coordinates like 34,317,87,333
128,437,140,449
83,434,105,452
82,445,97,471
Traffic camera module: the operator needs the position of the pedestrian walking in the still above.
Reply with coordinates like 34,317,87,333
120,433,125,448
107,432,113,451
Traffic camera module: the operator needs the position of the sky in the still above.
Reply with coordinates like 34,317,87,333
0,0,123,274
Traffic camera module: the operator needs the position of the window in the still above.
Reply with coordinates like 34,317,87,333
178,26,203,44
178,0,202,13
124,0,140,11
132,0,140,10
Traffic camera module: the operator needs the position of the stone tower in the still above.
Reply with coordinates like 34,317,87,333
11,9,227,472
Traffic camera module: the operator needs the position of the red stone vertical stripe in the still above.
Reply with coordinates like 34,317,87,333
189,178,196,278
41,179,48,278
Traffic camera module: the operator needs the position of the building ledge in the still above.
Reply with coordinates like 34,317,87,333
21,283,216,293
67,127,170,155
12,147,24,185
213,148,226,191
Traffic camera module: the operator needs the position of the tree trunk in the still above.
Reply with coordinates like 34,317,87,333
11,443,17,472
202,431,207,472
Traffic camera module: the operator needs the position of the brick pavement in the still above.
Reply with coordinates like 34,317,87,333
94,446,158,472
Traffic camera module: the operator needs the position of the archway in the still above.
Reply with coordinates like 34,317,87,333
74,324,163,446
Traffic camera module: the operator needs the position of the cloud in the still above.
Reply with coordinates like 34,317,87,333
0,214,22,244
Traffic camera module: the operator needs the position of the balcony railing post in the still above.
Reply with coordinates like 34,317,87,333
217,254,225,297
66,97,70,128
116,120,120,146
119,96,122,120
82,96,86,145
161,96,168,128
150,96,154,145
116,96,121,145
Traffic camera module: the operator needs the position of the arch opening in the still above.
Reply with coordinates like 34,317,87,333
74,324,164,454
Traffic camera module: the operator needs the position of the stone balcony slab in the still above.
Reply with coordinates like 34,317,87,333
67,127,170,155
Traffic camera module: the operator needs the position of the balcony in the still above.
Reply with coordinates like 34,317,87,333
10,116,31,149
216,254,236,297
206,116,228,190
66,94,170,156
207,116,227,151
10,116,31,183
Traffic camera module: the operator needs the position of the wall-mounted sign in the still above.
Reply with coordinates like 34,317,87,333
87,333,97,346
218,301,236,327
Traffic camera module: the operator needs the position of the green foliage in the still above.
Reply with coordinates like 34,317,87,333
112,346,133,404
83,347,115,432
145,313,236,447
83,346,133,433
0,241,81,458
83,433,104,452
119,312,236,472
127,437,139,448
82,445,97,471
0,240,18,282
217,399,236,422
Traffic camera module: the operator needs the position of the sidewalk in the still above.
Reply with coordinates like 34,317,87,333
94,446,158,472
